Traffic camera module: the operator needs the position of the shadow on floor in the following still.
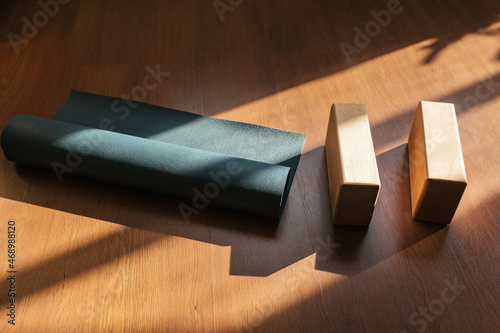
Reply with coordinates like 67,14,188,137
315,144,447,276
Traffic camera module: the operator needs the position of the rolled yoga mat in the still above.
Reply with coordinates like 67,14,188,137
1,91,306,219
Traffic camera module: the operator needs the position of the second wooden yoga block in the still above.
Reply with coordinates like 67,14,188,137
325,104,381,226
408,101,467,224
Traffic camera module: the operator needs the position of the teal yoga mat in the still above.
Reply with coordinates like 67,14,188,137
1,91,306,219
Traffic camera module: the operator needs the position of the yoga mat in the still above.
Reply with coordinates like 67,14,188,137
1,91,306,219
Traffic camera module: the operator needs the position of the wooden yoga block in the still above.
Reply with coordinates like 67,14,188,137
325,103,381,226
408,101,467,224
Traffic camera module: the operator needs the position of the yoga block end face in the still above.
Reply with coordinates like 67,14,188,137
412,179,467,224
325,103,381,226
408,101,467,224
332,183,380,226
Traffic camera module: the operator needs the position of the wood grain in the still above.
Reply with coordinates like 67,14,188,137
0,0,499,332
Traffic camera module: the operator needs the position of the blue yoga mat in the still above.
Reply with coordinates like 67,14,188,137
1,91,306,219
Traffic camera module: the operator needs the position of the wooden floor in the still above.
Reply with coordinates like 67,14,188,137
1,0,499,332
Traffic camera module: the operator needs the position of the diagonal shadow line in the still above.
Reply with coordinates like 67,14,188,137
193,0,500,115
0,0,498,120
0,229,167,307
371,72,500,150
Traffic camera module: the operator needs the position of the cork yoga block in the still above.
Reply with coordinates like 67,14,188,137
325,104,381,226
408,101,467,224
